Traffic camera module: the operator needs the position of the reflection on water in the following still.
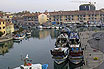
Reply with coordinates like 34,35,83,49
0,40,13,56
54,60,84,69
31,29,60,39
54,60,69,69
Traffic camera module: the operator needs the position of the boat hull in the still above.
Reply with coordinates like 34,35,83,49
13,35,25,40
68,56,84,65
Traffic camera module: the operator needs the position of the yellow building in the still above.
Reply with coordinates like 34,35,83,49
0,19,6,35
49,10,104,24
38,13,48,24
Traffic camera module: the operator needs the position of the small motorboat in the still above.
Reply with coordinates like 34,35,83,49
26,32,31,35
37,25,43,29
55,34,69,47
50,47,69,64
13,34,25,40
14,54,48,69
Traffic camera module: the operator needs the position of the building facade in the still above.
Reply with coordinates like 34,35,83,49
38,13,49,25
0,19,6,35
48,10,104,24
23,13,38,26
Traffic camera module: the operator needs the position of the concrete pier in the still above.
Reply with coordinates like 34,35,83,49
79,31,104,69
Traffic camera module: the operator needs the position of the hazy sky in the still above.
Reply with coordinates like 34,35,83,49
0,0,103,12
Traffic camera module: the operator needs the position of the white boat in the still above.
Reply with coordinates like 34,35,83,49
13,35,25,40
55,26,59,30
26,32,31,35
14,64,42,69
37,25,43,29
14,54,48,69
46,26,51,29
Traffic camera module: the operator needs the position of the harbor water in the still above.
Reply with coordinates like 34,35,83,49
0,27,104,69
0,29,71,69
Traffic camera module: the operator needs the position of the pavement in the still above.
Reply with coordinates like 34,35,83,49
79,31,104,69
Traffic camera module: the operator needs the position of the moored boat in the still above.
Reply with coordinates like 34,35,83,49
68,48,84,65
26,32,31,35
68,32,84,65
55,33,69,47
13,34,25,40
14,54,48,69
50,47,69,64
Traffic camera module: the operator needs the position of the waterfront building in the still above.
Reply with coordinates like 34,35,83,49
0,19,6,35
23,13,38,26
38,13,49,25
12,13,39,28
48,10,104,24
0,12,13,22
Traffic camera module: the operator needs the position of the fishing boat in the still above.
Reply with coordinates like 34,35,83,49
50,47,69,64
69,47,84,65
68,32,84,65
55,33,69,47
14,54,48,69
13,34,25,40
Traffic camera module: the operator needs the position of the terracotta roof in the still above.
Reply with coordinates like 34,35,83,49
49,10,104,16
12,17,23,20
23,13,38,17
0,18,5,22
0,13,3,16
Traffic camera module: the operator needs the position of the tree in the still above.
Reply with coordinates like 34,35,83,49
0,31,3,37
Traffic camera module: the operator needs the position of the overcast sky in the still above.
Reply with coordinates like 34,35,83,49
0,0,103,12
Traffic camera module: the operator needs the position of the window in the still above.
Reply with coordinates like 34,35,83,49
3,27,5,29
84,18,86,20
3,22,4,24
0,22,1,25
83,15,86,17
